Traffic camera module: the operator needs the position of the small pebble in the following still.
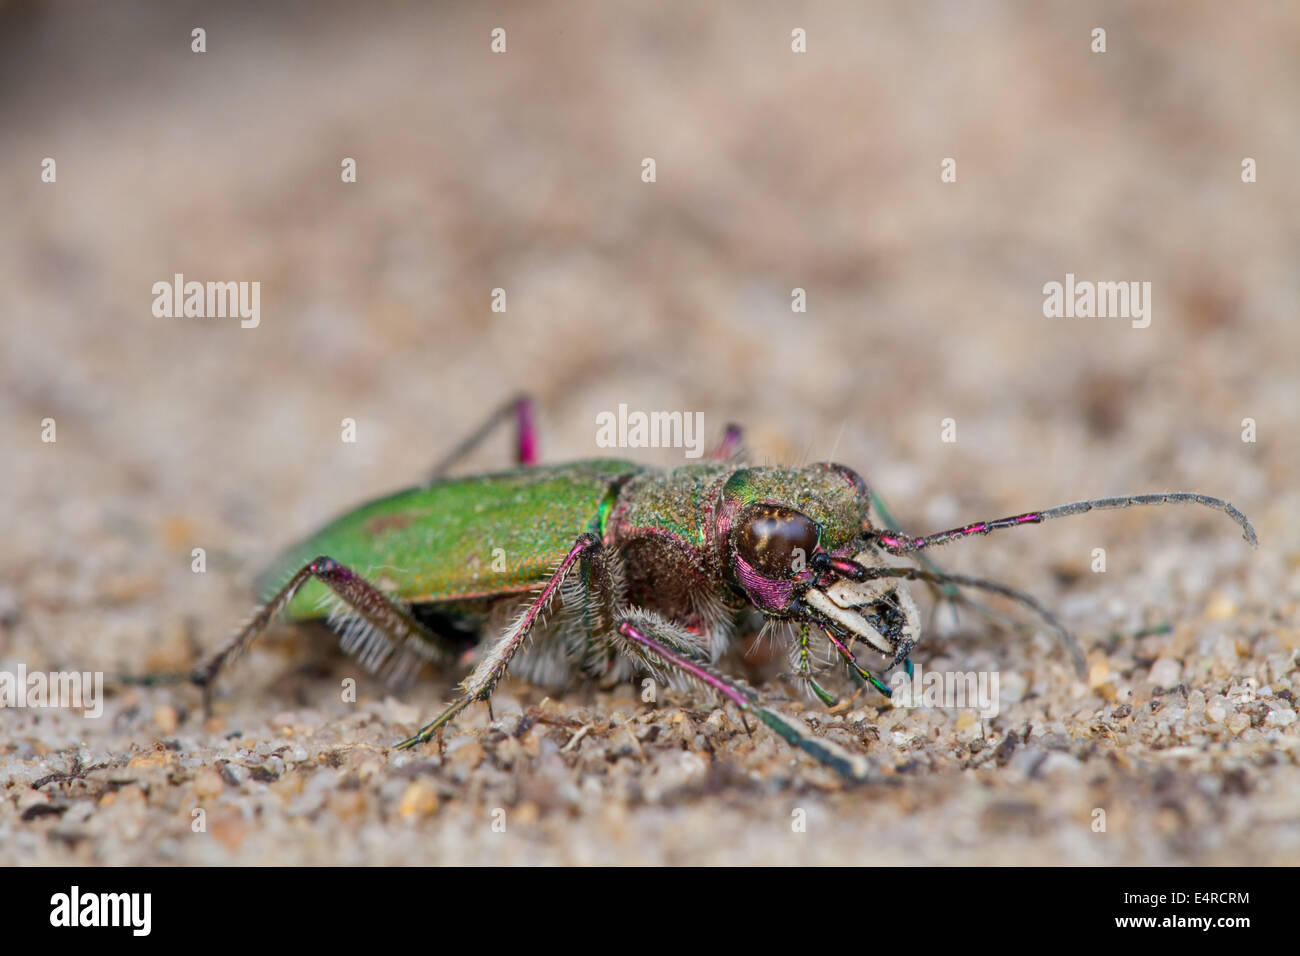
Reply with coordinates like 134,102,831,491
447,738,485,770
1205,594,1237,620
153,705,179,734
1265,708,1296,727
397,781,439,820
1149,658,1182,689
192,768,225,801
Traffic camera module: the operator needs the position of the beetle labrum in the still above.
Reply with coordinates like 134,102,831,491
191,397,1257,780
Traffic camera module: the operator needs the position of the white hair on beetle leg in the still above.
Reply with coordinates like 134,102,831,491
689,585,739,662
318,591,440,688
751,616,794,667
454,554,579,701
609,608,713,694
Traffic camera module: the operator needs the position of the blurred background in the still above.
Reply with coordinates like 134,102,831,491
1,1,1296,864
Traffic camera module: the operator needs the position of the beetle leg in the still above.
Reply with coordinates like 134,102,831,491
396,532,612,748
616,618,871,781
190,556,455,705
791,624,838,706
814,621,894,698
707,423,745,461
427,392,538,479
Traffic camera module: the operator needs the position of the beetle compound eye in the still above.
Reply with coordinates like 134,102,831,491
734,505,821,578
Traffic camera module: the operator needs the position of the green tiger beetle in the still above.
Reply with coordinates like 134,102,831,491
189,396,1258,780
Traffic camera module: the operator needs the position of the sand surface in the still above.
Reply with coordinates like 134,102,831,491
1,1,1297,865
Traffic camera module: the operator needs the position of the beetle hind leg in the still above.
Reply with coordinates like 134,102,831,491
427,393,538,480
192,556,458,704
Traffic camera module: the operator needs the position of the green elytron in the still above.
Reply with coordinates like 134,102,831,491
194,397,1257,780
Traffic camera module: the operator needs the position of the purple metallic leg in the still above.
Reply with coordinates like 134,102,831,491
428,392,540,479
191,555,453,703
397,532,611,747
707,423,745,461
617,619,870,780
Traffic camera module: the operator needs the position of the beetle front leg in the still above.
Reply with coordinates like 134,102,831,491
191,556,456,703
396,531,615,748
616,618,871,780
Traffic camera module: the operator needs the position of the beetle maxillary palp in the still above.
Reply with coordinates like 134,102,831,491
804,547,870,585
827,556,868,580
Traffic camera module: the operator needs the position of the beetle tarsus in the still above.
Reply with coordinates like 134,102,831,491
397,695,475,749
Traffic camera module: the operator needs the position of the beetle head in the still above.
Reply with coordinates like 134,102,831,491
719,464,918,664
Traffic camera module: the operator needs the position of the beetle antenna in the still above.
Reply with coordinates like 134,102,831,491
852,566,1087,678
868,492,1257,554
